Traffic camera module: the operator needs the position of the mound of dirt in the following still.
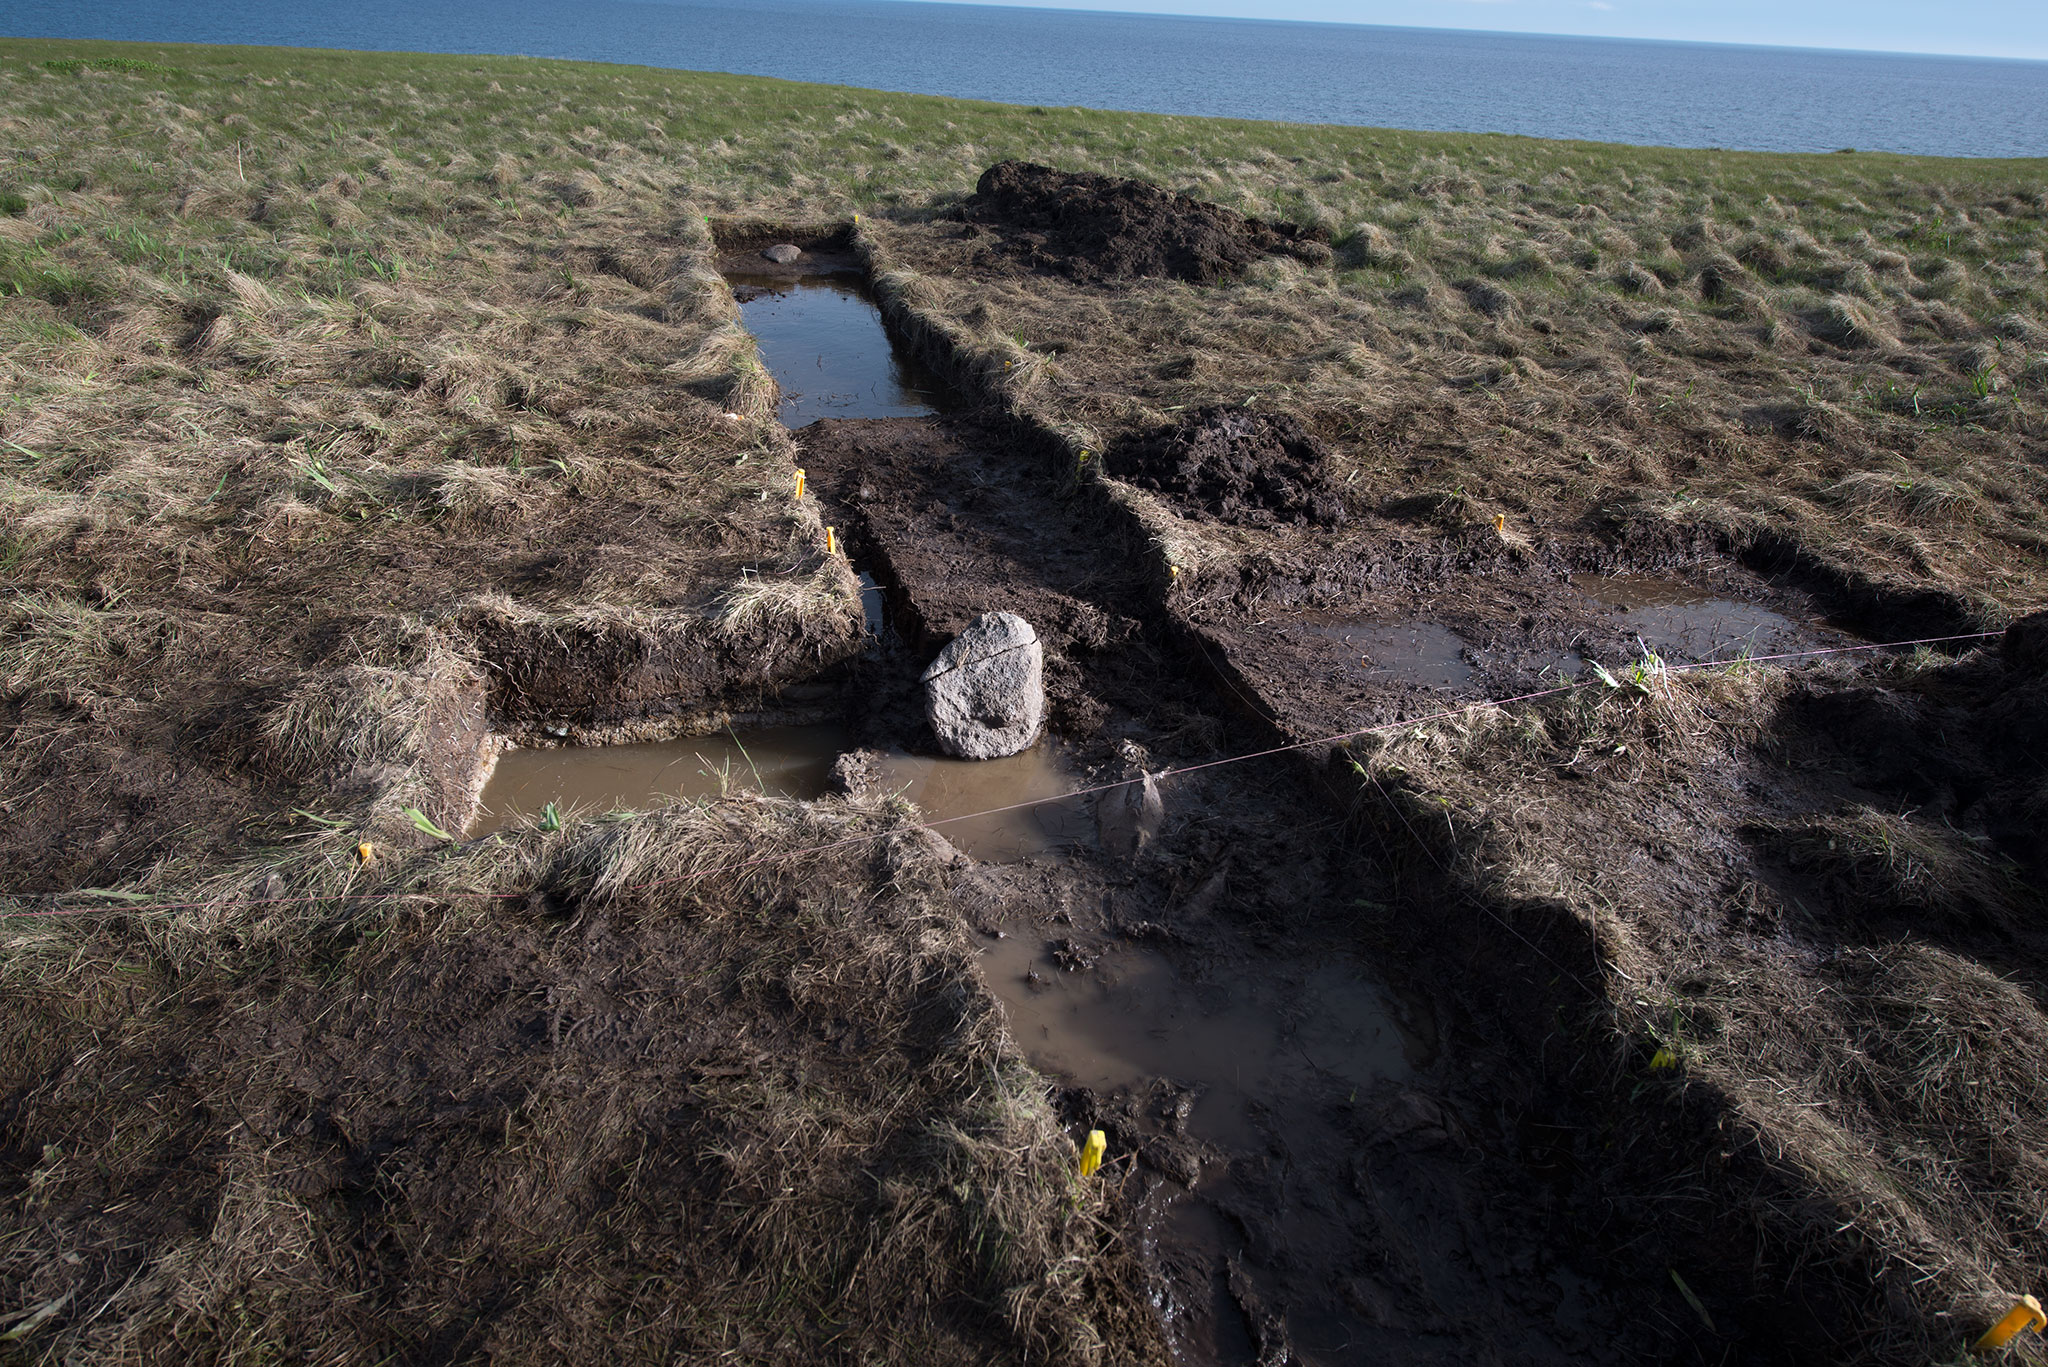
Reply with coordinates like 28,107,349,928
960,160,1329,284
1108,406,1345,526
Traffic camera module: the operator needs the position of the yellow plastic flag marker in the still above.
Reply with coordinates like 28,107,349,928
793,468,805,500
826,526,837,556
1494,513,1506,533
1975,1296,2046,1354
1079,1129,1107,1178
1649,1047,1678,1072
356,842,374,864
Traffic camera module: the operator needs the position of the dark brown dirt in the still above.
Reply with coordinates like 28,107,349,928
1109,406,1347,527
1318,612,2048,1365
844,220,2048,1361
959,161,1330,285
795,402,1734,1366
1184,545,1853,739
794,410,1180,741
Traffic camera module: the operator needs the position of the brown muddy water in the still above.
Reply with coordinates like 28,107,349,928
1311,620,1479,691
470,728,1094,862
1572,572,1832,660
728,269,955,423
984,934,1432,1151
467,723,849,837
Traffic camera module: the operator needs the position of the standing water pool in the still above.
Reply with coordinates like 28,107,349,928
728,269,955,424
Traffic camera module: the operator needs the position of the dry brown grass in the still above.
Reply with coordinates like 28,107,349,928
0,796,1159,1365
863,161,2047,618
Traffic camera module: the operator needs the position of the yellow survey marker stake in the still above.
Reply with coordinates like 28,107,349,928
355,842,374,865
793,468,805,500
1078,1129,1107,1178
1975,1295,2045,1353
826,526,838,555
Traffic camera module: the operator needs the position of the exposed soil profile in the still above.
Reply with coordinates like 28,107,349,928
959,160,1331,284
788,398,1726,1367
7,51,2048,1367
1109,406,1347,526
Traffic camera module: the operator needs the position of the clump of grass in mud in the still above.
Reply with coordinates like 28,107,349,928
713,559,859,641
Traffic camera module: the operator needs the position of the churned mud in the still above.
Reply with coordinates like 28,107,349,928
1189,557,1856,739
389,240,1708,1363
9,150,2046,1367
717,250,1722,1364
834,179,2047,1365
960,160,1332,285
1109,406,1347,528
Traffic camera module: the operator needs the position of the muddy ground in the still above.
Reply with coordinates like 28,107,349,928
837,170,2048,1365
796,401,1728,1363
961,161,1331,286
7,143,2048,1367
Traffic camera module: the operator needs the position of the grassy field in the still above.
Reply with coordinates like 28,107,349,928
3,34,2046,1366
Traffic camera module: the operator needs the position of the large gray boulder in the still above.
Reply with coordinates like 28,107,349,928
921,612,1045,759
761,243,802,264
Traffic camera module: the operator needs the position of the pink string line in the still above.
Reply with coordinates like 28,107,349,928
0,630,2004,922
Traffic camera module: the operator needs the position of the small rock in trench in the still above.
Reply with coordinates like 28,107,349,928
1098,769,1165,857
921,611,1045,759
827,747,882,798
760,243,802,264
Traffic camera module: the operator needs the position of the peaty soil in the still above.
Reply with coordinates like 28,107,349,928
959,160,1331,285
851,196,2048,1362
1109,406,1347,528
797,402,1740,1365
0,800,1164,1365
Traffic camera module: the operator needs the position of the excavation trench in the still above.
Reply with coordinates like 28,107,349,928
466,230,1743,1365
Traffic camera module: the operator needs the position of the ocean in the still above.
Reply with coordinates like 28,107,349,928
7,0,2047,157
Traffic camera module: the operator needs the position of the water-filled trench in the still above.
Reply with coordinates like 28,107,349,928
463,235,1560,1364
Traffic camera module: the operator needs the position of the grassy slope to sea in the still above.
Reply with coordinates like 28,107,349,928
1,35,2046,1367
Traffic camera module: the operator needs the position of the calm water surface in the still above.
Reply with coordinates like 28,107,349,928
10,0,2047,157
728,270,954,425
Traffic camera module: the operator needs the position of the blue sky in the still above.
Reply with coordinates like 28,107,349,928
928,0,2048,61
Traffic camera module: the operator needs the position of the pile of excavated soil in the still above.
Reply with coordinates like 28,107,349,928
1108,406,1346,526
959,160,1329,284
